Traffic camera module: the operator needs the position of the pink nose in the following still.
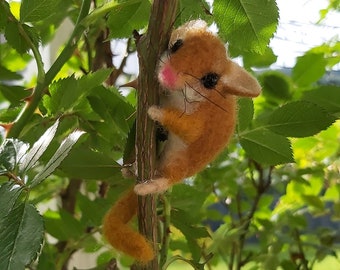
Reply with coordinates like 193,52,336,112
158,64,177,89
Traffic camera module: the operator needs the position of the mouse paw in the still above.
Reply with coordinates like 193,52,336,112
134,178,169,195
147,106,163,122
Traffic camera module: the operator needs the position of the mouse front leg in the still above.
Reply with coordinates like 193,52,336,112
148,105,203,143
132,106,171,195
147,105,164,123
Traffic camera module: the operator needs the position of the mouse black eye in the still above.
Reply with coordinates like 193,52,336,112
200,72,219,89
170,39,183,54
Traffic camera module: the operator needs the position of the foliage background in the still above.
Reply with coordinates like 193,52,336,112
0,0,339,269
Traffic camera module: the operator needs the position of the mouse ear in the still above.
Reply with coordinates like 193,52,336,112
171,20,209,42
221,61,261,97
184,19,208,30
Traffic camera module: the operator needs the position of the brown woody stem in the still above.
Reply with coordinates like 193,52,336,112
135,1,178,269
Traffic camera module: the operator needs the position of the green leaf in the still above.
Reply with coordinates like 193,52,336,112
0,139,17,174
0,139,28,175
0,1,10,30
30,130,85,187
263,254,280,270
267,101,336,137
4,21,30,54
292,53,327,87
107,0,151,38
209,224,246,253
88,86,134,135
302,86,340,115
177,0,212,25
237,98,254,132
0,203,44,270
171,185,208,222
258,71,292,102
123,121,136,164
77,193,108,226
22,23,40,48
0,182,23,218
214,0,279,53
240,129,294,165
43,76,77,115
243,47,278,68
0,66,22,80
0,107,23,123
44,209,83,241
43,70,111,115
60,147,121,179
172,208,210,261
301,195,324,210
19,120,59,174
0,84,29,105
78,68,112,91
20,0,61,22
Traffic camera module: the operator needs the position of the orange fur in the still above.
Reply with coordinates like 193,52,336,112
103,19,261,262
134,20,261,195
103,189,154,263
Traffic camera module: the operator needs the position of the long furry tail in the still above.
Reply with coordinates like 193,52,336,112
103,188,155,263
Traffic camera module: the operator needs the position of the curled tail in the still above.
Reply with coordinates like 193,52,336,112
103,189,155,263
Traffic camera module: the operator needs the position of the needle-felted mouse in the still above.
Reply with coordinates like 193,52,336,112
103,19,261,263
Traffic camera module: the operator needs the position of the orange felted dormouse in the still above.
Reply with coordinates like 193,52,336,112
103,19,261,263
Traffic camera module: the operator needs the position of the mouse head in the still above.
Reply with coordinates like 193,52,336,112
158,20,261,104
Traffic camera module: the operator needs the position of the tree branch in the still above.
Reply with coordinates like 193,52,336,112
135,1,178,269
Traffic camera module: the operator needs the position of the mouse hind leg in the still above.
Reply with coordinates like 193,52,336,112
134,177,171,195
134,156,189,195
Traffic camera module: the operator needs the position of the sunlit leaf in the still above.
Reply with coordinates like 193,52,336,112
19,120,59,174
267,101,336,137
301,195,324,210
107,0,151,38
209,224,246,253
177,0,212,25
292,53,327,87
43,69,111,115
20,0,61,22
263,254,280,270
30,130,85,187
172,208,210,261
0,107,23,123
214,0,279,53
243,47,278,68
